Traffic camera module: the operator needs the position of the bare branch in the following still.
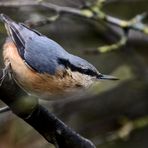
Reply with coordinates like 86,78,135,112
0,0,147,52
0,1,82,16
0,1,147,34
0,69,96,148
98,34,127,53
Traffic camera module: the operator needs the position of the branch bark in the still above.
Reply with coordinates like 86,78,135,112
0,1,147,34
0,0,147,53
0,70,96,148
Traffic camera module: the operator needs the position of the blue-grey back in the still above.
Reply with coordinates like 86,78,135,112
15,24,100,76
24,32,69,74
1,14,100,77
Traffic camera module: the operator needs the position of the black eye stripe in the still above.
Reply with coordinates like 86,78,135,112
58,58,98,77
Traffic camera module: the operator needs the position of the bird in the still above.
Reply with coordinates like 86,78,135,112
0,14,118,100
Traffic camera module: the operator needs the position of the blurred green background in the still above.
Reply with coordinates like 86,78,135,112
0,0,148,148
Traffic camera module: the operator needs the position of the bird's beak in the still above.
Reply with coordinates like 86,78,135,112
99,74,119,80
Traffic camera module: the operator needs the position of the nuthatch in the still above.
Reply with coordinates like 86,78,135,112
0,14,118,100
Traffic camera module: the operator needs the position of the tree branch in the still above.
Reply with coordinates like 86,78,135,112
0,1,82,16
0,0,147,52
0,69,96,148
25,104,95,148
0,1,147,33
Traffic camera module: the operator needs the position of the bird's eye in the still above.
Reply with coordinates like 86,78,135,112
83,69,96,76
83,69,88,73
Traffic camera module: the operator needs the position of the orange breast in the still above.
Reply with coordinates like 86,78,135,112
3,39,92,99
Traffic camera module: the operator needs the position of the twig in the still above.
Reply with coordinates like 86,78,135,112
25,14,60,28
25,104,96,148
0,1,82,16
105,13,148,34
102,116,148,144
0,0,147,52
98,34,127,53
0,1,147,33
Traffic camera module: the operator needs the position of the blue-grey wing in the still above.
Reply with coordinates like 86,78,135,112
1,14,100,77
2,16,68,74
24,35,99,76
17,25,99,76
24,35,69,74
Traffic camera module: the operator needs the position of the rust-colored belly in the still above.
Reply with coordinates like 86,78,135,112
3,39,93,99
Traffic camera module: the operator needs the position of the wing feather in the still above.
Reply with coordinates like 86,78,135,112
1,14,101,77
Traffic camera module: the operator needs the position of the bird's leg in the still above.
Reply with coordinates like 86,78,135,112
0,63,11,86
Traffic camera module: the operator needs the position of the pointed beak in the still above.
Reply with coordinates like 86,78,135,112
99,74,119,80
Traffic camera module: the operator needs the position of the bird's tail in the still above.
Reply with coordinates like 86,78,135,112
0,14,22,39
0,14,25,58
